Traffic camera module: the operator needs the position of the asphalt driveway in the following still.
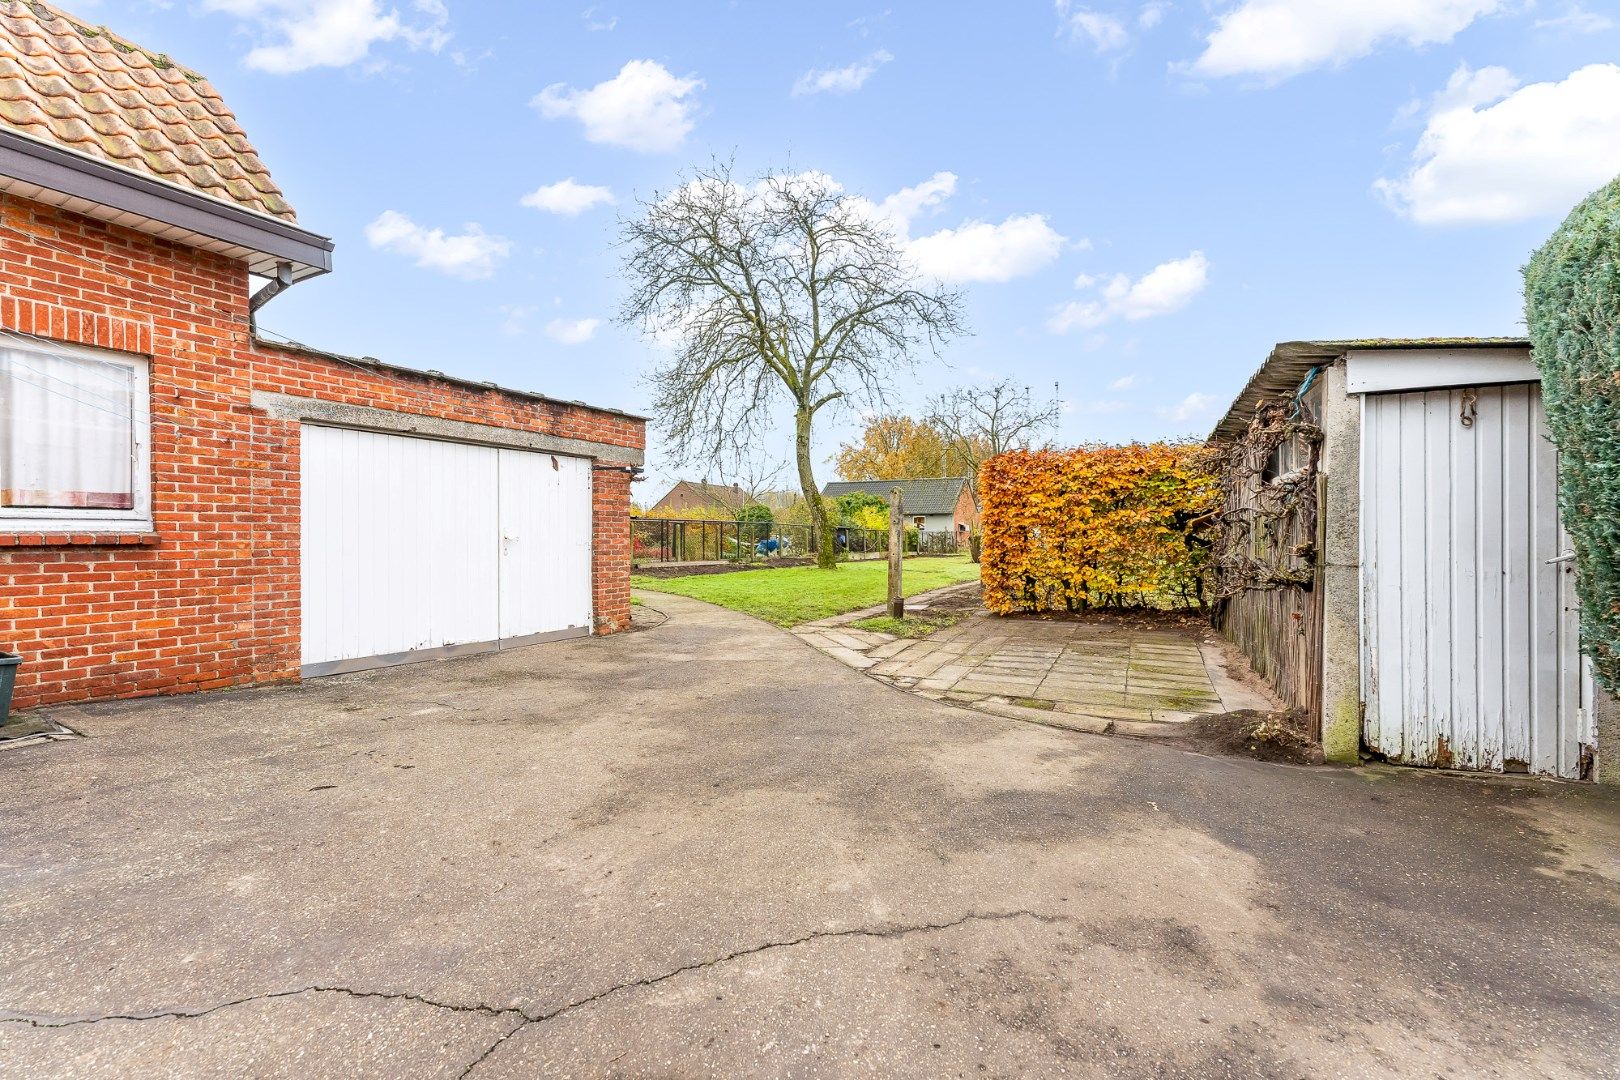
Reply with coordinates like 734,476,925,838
2,594,1618,1078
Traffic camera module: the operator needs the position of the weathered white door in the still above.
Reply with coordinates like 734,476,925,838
301,426,592,675
497,448,593,641
1360,384,1594,778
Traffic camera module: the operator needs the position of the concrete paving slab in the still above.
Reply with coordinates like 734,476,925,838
1053,701,1155,722
867,640,915,660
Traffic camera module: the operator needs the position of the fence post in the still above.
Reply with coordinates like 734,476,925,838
888,488,904,619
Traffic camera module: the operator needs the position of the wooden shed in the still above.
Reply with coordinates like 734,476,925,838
1208,340,1615,782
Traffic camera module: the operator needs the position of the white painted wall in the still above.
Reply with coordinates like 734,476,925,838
1345,347,1537,394
1359,383,1594,778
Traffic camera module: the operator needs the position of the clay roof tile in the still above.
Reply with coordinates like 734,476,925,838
0,1,297,221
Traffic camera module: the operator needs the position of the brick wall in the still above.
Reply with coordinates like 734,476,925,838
0,194,645,710
954,483,980,532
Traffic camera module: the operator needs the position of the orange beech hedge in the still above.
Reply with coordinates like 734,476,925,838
979,443,1218,614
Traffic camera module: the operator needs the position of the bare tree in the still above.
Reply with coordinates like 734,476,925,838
925,378,1062,488
718,455,788,506
620,162,966,568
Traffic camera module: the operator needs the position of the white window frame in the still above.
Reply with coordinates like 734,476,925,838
0,338,152,533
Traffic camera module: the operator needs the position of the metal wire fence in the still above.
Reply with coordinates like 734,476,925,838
630,517,959,566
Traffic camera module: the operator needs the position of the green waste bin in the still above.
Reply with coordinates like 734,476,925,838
0,653,20,724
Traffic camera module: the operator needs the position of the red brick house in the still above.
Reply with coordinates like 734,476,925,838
0,3,644,710
648,480,749,516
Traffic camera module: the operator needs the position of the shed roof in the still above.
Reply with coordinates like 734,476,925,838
823,477,973,516
0,0,295,221
1207,338,1530,445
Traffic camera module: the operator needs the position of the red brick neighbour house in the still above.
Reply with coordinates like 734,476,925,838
0,4,644,711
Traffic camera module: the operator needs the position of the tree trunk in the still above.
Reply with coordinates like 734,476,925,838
794,407,836,569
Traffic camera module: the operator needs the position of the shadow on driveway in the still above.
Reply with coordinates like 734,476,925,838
2,593,1617,1077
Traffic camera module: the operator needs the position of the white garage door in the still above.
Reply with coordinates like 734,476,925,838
1360,384,1595,778
300,425,592,676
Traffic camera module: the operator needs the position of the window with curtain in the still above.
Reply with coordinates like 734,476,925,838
0,337,150,529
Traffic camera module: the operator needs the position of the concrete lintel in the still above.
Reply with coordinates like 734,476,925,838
250,391,645,466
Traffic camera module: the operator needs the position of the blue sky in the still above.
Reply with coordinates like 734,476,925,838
96,1,1620,490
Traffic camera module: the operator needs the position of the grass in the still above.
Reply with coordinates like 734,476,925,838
632,555,981,628
848,609,974,639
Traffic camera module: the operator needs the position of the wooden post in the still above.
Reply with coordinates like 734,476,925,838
888,487,904,619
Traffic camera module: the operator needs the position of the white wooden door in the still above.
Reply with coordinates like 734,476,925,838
301,426,592,675
498,449,593,640
1360,384,1594,778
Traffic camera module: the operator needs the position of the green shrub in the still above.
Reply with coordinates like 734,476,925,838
1524,175,1620,692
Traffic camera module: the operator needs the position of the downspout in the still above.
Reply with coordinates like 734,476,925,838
248,261,297,333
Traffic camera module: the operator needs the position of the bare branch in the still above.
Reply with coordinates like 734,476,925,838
925,378,1062,486
618,159,968,566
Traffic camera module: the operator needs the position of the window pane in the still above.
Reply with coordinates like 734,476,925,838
0,345,136,510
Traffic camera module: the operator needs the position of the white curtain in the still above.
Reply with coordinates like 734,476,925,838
0,344,135,510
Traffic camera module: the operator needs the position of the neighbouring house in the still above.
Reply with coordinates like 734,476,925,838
1208,339,1617,784
649,480,750,517
0,3,645,711
822,477,979,539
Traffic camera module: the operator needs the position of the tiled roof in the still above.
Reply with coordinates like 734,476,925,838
823,477,972,516
0,1,295,221
653,480,749,511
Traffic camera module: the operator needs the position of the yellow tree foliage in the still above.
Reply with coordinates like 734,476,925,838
835,415,954,479
980,443,1219,614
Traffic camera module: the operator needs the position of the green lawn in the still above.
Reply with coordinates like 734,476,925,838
633,556,981,627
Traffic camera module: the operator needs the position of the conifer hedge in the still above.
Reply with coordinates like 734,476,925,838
1524,176,1620,693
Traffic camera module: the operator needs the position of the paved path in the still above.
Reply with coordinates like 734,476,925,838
1,594,1617,1078
796,588,1272,736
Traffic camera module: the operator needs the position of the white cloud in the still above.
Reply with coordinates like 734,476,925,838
907,214,1068,283
499,304,535,336
872,171,958,234
793,49,893,96
520,178,616,216
365,210,510,279
1161,392,1217,423
1056,3,1130,52
1048,251,1209,332
851,172,1066,284
1376,63,1620,225
1535,6,1616,33
204,0,450,74
1108,374,1137,390
534,60,703,153
545,317,602,345
581,5,617,31
1185,0,1501,82
1138,2,1168,30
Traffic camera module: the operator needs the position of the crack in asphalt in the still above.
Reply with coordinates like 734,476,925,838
0,985,522,1030
2,911,1065,1076
457,909,1065,1076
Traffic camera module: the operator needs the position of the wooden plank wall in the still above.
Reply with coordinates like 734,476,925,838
1216,560,1324,731
1212,381,1326,734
